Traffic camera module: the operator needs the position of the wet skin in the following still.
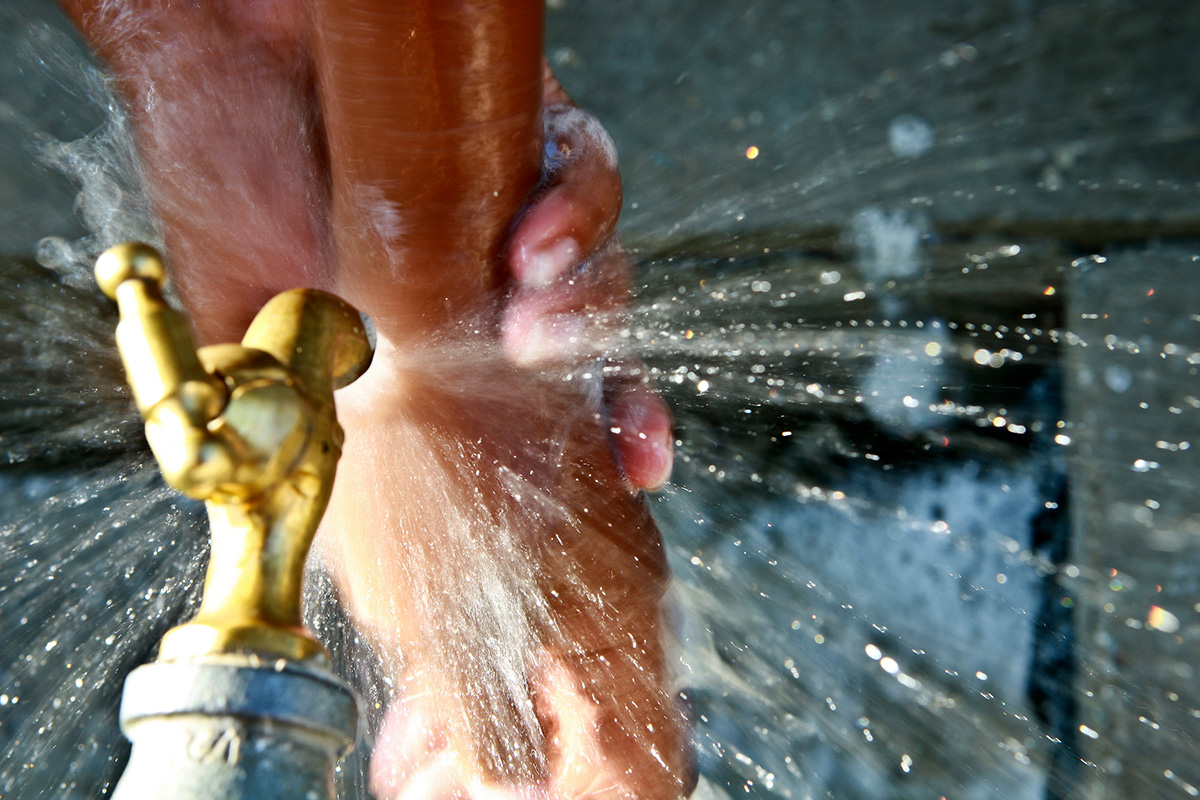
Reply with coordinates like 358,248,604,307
61,2,685,798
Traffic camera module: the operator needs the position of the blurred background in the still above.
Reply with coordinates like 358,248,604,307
2,1,1199,798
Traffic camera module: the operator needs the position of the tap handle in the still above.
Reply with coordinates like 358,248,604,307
95,242,227,421
97,243,236,496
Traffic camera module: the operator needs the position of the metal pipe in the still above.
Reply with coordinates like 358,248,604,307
112,658,356,800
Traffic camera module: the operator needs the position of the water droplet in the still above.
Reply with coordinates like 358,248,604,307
888,114,934,158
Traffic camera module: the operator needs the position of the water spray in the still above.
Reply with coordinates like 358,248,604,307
94,241,373,800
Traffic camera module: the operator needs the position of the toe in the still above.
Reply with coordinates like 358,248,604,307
606,382,674,491
507,107,622,289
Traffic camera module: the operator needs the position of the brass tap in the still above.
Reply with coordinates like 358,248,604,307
96,242,373,662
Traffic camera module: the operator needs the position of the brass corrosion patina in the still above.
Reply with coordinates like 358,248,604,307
96,241,373,661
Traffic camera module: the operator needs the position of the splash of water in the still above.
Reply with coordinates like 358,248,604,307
2,2,1200,800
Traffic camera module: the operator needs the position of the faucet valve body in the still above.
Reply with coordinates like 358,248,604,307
96,241,372,661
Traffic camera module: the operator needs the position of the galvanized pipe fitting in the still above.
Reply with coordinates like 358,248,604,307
112,656,356,800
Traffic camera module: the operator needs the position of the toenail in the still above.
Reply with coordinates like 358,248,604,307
523,237,579,288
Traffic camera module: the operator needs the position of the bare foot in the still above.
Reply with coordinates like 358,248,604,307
64,2,688,797
327,341,687,800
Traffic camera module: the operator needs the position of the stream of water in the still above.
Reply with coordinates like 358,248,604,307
2,1,1199,799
